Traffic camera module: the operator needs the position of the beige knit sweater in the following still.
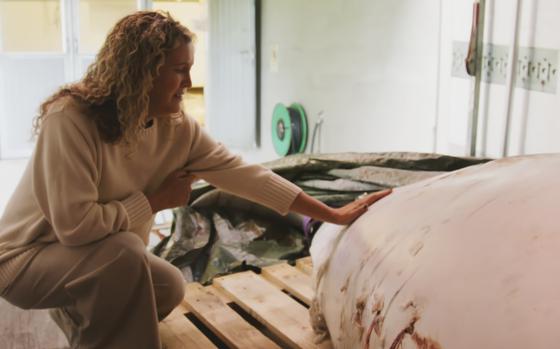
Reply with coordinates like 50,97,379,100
0,97,301,292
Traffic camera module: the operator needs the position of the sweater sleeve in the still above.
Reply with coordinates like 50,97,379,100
184,117,302,215
32,111,153,246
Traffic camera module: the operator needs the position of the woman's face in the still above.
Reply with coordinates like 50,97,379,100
148,40,194,117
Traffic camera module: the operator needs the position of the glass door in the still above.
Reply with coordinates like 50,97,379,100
0,0,68,158
0,0,139,159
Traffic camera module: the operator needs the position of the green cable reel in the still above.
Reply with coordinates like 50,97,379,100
271,102,308,156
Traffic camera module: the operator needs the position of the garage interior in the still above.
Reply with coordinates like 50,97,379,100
1,0,559,348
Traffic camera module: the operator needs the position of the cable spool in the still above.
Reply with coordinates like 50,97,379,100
271,103,308,156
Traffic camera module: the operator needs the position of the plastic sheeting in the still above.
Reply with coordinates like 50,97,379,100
152,152,489,283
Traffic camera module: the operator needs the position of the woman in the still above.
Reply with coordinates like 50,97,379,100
0,11,390,348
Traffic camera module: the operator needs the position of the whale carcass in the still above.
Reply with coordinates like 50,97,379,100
310,154,560,349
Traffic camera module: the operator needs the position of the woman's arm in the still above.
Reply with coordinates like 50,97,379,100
33,110,153,246
289,189,392,225
180,115,391,222
182,116,301,215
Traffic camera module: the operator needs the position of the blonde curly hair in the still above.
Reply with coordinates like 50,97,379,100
34,11,194,146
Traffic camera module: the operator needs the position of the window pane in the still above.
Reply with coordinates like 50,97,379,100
0,56,66,158
79,0,137,54
153,0,208,126
0,0,62,52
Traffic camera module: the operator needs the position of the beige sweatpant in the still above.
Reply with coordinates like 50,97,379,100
2,232,185,349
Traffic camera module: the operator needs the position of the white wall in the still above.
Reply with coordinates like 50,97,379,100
437,0,560,157
256,0,441,161
486,0,560,157
253,0,560,161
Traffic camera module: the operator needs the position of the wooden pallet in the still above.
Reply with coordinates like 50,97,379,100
159,257,332,349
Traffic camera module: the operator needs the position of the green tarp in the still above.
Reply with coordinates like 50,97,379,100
152,152,490,284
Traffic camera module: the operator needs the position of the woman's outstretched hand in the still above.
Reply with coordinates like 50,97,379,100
289,188,392,226
147,168,196,213
329,189,392,225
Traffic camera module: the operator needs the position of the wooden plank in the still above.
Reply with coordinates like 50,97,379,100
159,308,216,349
213,271,332,349
183,283,281,349
261,263,314,306
205,284,232,305
295,257,313,276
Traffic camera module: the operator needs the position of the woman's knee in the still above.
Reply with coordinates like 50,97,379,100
103,232,146,262
168,267,185,306
154,263,185,315
93,232,150,283
165,266,185,306
2,233,148,310
105,231,145,251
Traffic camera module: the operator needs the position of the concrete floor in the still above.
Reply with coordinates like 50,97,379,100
0,300,68,349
